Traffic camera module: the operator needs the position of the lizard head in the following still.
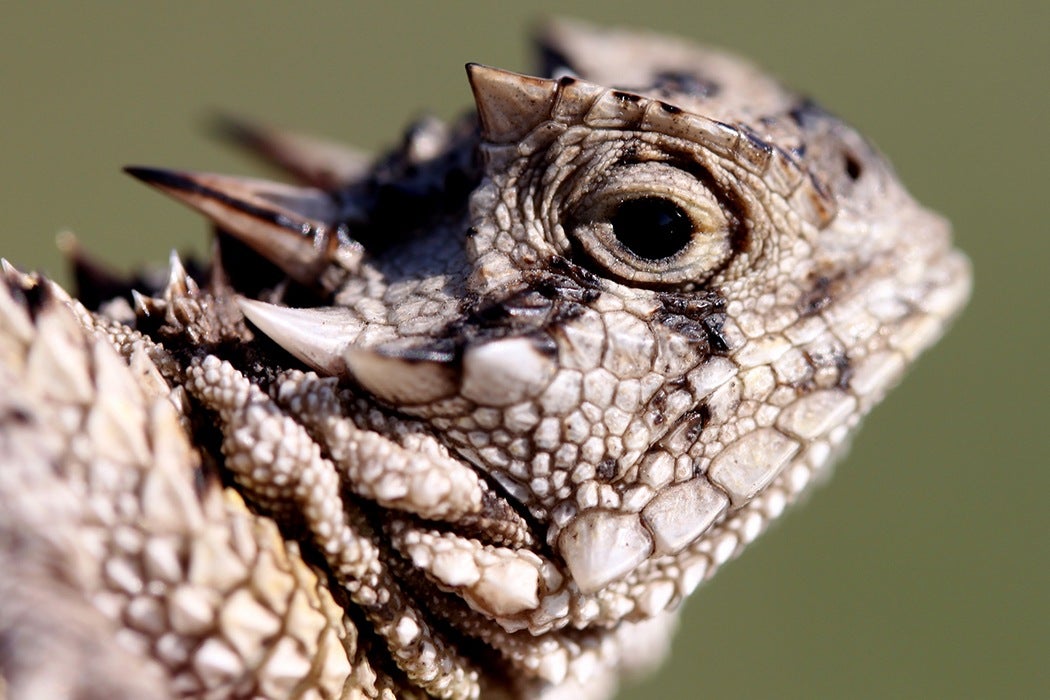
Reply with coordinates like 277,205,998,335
125,19,970,620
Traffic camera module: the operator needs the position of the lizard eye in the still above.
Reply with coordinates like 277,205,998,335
567,161,735,286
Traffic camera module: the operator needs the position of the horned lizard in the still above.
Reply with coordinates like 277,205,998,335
0,19,970,700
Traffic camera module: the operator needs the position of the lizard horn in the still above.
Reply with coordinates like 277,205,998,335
125,166,354,287
343,344,460,406
238,297,466,406
349,335,556,409
466,64,559,144
213,114,370,189
237,298,360,375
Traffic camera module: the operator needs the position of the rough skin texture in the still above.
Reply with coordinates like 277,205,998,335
0,20,970,700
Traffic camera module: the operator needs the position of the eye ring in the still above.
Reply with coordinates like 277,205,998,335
565,161,734,287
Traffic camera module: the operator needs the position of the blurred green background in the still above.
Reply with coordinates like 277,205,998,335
1,2,1045,698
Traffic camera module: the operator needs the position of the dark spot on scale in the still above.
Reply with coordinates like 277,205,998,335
1,406,31,425
611,90,641,103
658,101,682,114
558,76,576,87
597,459,617,482
702,315,730,353
798,275,833,316
811,168,833,194
740,128,774,161
194,464,215,498
844,152,863,180
694,404,711,433
651,70,721,98
835,354,854,389
648,391,668,425
787,98,832,128
654,291,729,356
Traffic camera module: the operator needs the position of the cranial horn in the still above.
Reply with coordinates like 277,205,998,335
466,64,559,144
125,166,349,287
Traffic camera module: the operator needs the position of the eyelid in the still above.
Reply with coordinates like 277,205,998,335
565,162,734,287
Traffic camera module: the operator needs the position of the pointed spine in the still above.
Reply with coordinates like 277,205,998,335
237,298,359,375
125,166,359,287
466,64,559,144
214,114,371,188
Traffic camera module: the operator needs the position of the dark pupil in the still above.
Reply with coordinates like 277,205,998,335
610,197,693,260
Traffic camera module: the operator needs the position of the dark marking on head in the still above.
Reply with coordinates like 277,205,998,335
651,70,720,98
344,121,480,254
215,231,305,301
787,98,832,128
451,263,604,353
647,387,670,427
611,90,642,103
679,408,710,477
539,255,605,301
798,275,833,316
702,315,730,352
558,76,576,87
620,70,720,100
1,405,31,425
739,127,774,168
655,291,729,355
794,347,854,393
658,102,682,115
694,404,711,433
740,127,772,151
844,152,862,180
804,172,837,225
597,459,617,482
835,353,854,389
